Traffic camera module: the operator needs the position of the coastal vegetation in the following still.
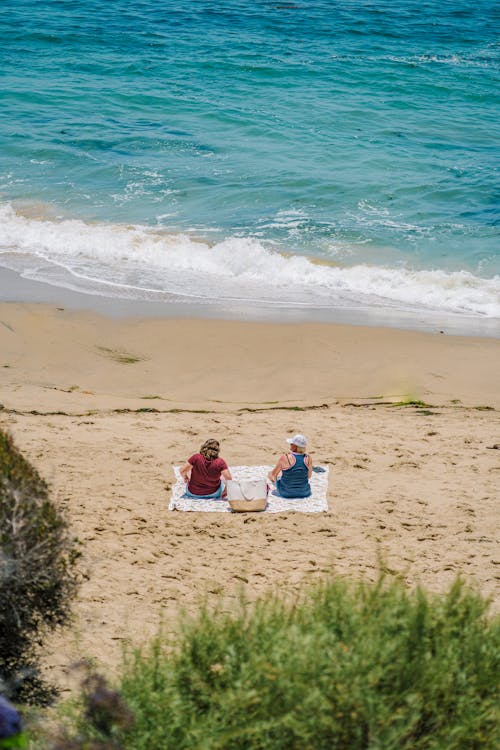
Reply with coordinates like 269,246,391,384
0,430,80,704
40,575,499,750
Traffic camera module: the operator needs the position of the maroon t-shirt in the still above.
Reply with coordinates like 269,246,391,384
188,453,228,495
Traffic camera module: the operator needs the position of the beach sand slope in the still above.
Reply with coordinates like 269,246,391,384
0,303,498,689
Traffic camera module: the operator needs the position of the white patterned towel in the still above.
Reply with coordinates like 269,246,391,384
169,465,329,513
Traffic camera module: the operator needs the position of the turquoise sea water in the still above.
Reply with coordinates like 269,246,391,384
0,0,499,323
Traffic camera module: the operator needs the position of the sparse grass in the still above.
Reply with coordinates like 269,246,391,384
240,403,329,413
95,346,145,364
389,398,433,408
42,575,500,750
211,400,280,405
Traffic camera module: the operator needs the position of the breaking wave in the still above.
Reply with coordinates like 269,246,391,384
0,203,499,318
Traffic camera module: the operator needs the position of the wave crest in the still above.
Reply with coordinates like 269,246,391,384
0,203,498,318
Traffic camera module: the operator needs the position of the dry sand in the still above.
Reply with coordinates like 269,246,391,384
0,302,499,691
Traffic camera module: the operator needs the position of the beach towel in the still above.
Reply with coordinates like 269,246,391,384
169,465,329,513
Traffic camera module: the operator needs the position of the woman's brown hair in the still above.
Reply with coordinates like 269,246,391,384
200,438,220,460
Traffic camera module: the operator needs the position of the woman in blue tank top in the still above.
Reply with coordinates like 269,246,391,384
268,433,312,498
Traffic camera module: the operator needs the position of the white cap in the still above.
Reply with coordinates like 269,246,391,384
287,434,307,449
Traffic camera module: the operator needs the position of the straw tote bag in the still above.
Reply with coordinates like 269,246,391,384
226,479,268,512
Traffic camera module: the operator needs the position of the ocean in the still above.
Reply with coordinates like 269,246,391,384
0,0,499,326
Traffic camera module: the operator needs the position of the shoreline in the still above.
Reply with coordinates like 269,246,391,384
1,267,499,338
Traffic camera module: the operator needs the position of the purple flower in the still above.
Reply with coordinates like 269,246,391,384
0,696,22,740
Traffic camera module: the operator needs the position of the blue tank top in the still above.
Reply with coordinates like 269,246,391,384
277,453,311,498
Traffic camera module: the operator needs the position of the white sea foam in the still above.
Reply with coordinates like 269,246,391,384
0,203,499,318
330,52,498,70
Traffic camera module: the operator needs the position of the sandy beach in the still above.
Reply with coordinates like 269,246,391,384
1,300,499,691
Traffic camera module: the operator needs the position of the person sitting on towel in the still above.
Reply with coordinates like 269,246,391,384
268,433,312,498
180,438,232,499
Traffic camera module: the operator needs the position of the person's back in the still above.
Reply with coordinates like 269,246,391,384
277,451,311,498
180,438,232,499
188,452,227,495
268,433,312,499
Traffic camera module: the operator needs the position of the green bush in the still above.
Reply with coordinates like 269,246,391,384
59,575,499,750
0,430,80,704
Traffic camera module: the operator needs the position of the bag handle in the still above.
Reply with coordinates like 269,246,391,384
241,484,252,501
239,481,267,502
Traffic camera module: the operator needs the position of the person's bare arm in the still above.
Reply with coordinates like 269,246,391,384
180,461,192,481
305,453,313,479
268,454,286,482
222,468,233,481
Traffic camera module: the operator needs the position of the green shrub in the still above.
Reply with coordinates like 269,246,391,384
60,575,499,750
0,430,80,704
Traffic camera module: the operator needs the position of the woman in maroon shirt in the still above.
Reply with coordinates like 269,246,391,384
180,438,232,499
